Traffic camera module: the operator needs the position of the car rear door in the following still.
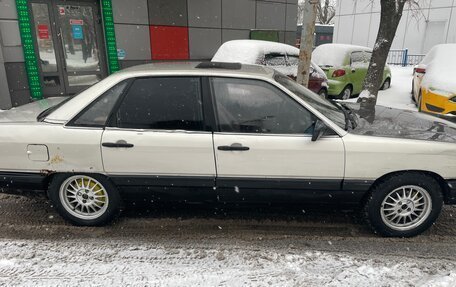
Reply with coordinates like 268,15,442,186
100,76,217,200
349,51,369,94
209,77,345,203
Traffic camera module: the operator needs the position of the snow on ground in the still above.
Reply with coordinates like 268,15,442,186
0,239,455,286
345,65,417,111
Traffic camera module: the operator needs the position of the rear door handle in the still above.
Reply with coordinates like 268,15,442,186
218,143,250,151
102,140,134,148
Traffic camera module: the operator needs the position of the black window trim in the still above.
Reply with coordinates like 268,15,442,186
207,76,329,137
66,78,134,128
105,76,213,133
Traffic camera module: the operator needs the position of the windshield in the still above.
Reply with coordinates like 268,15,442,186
274,73,346,129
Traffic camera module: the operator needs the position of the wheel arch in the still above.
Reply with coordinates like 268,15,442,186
362,170,451,204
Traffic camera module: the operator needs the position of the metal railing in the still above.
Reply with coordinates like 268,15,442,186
387,49,425,66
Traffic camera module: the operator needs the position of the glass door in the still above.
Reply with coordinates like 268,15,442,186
30,0,107,96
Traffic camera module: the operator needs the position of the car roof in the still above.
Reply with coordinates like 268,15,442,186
117,61,274,78
45,62,276,123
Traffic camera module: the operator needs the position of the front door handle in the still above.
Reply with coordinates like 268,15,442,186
218,143,250,151
102,140,134,148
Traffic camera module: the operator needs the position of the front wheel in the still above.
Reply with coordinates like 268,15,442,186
363,173,443,237
381,78,391,90
48,174,122,226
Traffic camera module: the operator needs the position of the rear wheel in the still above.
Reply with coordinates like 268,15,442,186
418,90,423,111
381,78,391,90
363,173,443,237
339,85,352,100
318,88,328,98
48,174,122,226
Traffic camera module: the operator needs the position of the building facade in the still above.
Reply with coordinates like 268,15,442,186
333,0,456,55
0,0,298,108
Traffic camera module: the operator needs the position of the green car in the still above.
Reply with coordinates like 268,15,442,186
312,44,392,99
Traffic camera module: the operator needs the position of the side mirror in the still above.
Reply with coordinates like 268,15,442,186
311,120,327,142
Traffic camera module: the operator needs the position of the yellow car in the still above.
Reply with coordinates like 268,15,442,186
412,44,456,116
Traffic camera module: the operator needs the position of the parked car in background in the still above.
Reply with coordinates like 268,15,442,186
212,40,329,97
1,62,456,238
312,44,392,99
412,44,456,117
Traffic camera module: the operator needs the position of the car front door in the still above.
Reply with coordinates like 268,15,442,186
210,77,345,203
100,76,217,200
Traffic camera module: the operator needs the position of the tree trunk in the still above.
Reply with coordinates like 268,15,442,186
357,0,407,123
297,0,318,87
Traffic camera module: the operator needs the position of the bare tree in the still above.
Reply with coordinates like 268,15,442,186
357,0,419,122
317,0,336,24
298,0,336,25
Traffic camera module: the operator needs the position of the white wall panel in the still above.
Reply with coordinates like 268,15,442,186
352,14,370,46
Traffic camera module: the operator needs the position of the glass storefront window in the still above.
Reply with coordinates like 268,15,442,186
57,5,101,73
32,3,58,73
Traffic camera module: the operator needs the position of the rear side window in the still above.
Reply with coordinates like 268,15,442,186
264,53,287,66
211,77,315,134
71,80,129,127
350,51,371,65
114,77,204,131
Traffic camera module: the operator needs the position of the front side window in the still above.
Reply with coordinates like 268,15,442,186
274,73,346,129
211,77,315,134
114,77,204,131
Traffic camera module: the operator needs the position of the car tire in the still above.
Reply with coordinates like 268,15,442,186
418,90,423,111
318,88,328,98
381,78,391,90
363,172,443,237
411,79,415,97
339,85,352,100
48,173,122,226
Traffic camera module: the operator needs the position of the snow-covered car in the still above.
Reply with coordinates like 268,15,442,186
412,44,456,116
312,44,392,99
212,40,329,97
1,62,456,237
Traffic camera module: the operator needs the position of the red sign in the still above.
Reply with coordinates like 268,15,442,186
59,7,65,15
37,24,49,40
70,19,83,25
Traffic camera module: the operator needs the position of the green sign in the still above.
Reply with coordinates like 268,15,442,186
16,0,42,100
101,0,120,74
249,30,280,42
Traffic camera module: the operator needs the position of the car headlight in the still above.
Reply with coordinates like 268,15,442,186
428,87,454,97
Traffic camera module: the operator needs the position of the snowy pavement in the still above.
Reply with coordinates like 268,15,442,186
1,194,456,286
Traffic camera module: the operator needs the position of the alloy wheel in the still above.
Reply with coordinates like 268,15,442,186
59,175,109,220
380,185,432,231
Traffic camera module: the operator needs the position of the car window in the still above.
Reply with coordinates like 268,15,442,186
211,77,315,134
287,55,299,66
274,73,346,130
70,80,129,127
350,51,371,66
114,77,204,131
264,53,287,66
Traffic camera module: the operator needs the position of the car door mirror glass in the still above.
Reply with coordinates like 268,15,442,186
311,120,327,142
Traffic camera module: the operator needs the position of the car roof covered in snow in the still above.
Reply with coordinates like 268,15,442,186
45,62,276,123
420,43,456,96
312,43,372,67
212,40,300,64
